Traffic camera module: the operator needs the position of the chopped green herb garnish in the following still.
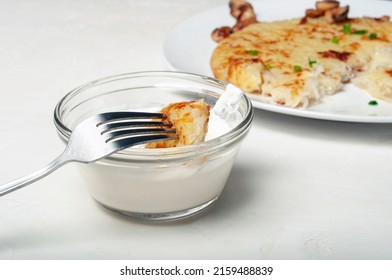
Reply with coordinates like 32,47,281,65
368,100,378,106
247,50,259,55
343,23,352,34
293,65,302,72
331,36,339,44
369,33,377,39
266,64,272,70
343,23,368,35
308,58,317,68
353,29,368,35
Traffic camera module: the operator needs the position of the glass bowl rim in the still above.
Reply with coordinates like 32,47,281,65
53,71,254,158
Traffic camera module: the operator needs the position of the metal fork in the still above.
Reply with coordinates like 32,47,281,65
0,112,177,197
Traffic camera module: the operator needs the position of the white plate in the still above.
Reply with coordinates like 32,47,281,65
163,0,392,123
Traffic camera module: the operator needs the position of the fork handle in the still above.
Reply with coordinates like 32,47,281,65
0,151,71,197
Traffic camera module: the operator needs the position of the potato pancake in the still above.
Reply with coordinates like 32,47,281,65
146,99,210,148
211,14,392,107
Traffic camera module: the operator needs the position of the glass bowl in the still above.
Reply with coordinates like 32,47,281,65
54,71,253,221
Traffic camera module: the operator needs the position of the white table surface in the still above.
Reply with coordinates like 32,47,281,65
1,0,391,260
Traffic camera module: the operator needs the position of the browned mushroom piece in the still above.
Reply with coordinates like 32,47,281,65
229,0,249,19
299,16,308,24
211,0,258,43
316,0,340,12
306,8,325,18
211,26,233,42
325,5,349,23
232,4,258,32
364,15,390,22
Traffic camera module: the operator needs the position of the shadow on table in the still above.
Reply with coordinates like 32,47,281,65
252,108,392,146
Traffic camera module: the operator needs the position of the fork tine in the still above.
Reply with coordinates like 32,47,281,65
107,134,178,147
97,112,166,126
104,128,177,142
99,121,173,133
